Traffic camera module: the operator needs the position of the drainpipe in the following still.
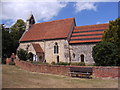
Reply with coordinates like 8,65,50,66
43,40,46,62
68,45,71,63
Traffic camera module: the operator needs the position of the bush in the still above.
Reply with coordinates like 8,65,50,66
2,58,6,64
32,61,49,65
51,61,56,65
51,61,70,66
51,62,86,66
92,41,119,66
17,48,28,61
9,61,15,65
27,52,33,61
57,62,70,66
70,62,85,66
86,63,96,66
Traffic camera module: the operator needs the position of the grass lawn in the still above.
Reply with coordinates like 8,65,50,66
2,65,118,88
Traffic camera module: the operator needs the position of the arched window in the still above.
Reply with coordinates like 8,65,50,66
80,54,84,62
73,53,75,58
54,42,59,54
26,44,30,51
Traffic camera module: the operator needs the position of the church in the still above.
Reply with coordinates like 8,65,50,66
18,14,109,65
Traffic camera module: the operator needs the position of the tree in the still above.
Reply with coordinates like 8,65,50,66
1,24,13,58
0,25,2,58
1,24,13,64
102,18,120,43
10,19,25,39
92,18,120,66
10,19,26,54
102,17,120,58
17,49,28,61
2,19,25,63
92,42,119,66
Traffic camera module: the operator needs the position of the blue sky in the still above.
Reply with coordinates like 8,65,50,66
1,1,119,27
49,2,118,26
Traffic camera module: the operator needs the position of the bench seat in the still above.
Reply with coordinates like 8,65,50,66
68,67,93,78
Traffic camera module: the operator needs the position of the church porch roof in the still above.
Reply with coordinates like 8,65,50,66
32,43,43,53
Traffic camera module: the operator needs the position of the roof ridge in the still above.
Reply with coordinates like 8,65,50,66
75,23,109,28
35,18,75,25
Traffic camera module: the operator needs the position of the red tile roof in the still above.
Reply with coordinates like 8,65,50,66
32,43,43,53
20,18,75,42
69,23,109,44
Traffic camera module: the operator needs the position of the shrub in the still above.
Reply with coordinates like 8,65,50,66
86,63,96,66
9,61,15,65
78,62,85,66
70,62,85,66
17,48,28,61
57,62,70,66
27,52,33,61
32,61,49,65
2,58,6,64
51,61,56,65
92,41,119,66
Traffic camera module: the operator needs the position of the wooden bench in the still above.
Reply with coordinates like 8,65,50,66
68,67,93,78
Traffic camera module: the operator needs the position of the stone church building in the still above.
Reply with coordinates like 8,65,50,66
18,14,109,65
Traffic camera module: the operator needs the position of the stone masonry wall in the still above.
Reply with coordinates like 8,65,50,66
18,42,36,55
14,60,120,78
70,44,96,65
18,39,70,63
44,39,70,63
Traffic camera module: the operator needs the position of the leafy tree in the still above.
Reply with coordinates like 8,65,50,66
92,18,120,66
1,24,13,64
10,19,26,54
0,25,2,58
1,24,13,58
17,49,28,61
10,19,25,39
102,18,120,43
92,42,119,66
2,19,25,63
102,17,120,58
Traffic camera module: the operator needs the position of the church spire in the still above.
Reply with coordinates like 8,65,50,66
26,14,35,31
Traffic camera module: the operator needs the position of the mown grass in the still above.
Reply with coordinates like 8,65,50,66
2,65,118,88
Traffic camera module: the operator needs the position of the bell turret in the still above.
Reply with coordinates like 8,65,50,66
26,14,35,31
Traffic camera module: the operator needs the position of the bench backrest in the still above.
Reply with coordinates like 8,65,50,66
70,67,93,74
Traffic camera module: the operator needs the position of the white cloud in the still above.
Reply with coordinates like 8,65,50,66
1,1,99,27
74,2,97,13
1,1,67,22
96,22,101,24
96,21,109,24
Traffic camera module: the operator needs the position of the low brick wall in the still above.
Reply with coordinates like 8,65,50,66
93,67,120,78
6,58,12,64
14,60,70,76
14,60,120,78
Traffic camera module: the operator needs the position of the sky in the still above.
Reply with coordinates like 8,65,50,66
0,0,119,27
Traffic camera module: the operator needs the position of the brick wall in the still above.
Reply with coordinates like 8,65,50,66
93,66,120,78
14,60,120,78
14,60,70,76
6,58,12,64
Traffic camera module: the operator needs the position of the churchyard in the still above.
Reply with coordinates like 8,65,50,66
2,65,118,88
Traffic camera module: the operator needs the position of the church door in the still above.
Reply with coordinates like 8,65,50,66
80,54,84,62
57,56,59,63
